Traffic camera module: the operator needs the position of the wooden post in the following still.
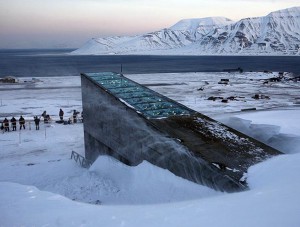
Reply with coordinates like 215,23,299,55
45,125,47,140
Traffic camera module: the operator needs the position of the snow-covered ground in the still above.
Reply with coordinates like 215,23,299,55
0,72,300,226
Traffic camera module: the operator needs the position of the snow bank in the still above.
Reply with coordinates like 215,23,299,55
89,155,221,204
237,110,300,136
1,153,300,227
218,109,300,154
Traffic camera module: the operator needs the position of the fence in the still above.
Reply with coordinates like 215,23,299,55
71,150,92,168
1,116,84,147
1,116,83,131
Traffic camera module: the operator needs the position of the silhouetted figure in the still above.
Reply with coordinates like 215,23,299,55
19,116,25,130
34,116,40,130
42,110,47,122
73,110,79,123
44,114,51,123
42,111,50,123
3,118,9,132
59,108,64,121
11,117,17,131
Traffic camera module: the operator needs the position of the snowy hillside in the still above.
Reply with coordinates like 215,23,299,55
183,7,300,55
169,17,233,36
71,17,233,55
72,7,300,55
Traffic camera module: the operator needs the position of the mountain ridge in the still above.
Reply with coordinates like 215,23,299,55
72,7,300,55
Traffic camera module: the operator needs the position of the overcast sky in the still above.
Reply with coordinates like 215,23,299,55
0,0,299,49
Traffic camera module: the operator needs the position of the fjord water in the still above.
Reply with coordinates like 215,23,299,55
0,49,300,77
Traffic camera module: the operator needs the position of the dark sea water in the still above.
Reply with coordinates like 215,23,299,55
0,49,300,77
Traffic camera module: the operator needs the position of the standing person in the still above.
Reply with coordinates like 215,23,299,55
3,118,9,132
42,111,47,119
42,111,49,123
59,108,64,121
73,110,78,123
10,116,17,131
19,116,25,130
34,116,40,130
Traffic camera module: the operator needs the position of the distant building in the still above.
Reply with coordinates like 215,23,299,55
0,76,19,83
81,72,281,192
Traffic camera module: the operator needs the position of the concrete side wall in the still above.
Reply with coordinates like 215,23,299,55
81,75,245,192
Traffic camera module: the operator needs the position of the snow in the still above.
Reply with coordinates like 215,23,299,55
72,7,300,56
234,110,300,136
268,6,300,18
126,71,300,116
180,6,300,55
1,72,300,226
169,17,233,31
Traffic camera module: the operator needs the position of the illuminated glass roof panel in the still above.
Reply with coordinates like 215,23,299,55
124,96,163,105
144,108,191,118
109,86,145,94
117,91,153,99
85,72,194,119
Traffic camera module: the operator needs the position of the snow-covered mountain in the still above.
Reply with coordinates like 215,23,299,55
181,7,300,55
72,7,300,55
71,17,233,55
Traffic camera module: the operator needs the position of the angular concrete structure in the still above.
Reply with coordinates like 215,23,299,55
81,72,281,192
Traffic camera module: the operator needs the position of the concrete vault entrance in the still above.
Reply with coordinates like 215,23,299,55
81,72,281,192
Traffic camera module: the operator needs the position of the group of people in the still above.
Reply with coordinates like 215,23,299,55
1,108,83,133
58,109,82,124
1,116,26,132
59,109,83,124
42,110,51,123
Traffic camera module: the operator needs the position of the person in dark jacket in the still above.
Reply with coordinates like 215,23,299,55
42,110,50,123
19,116,25,130
10,117,17,131
59,108,64,121
73,110,79,123
45,114,51,123
34,116,40,130
42,110,47,120
3,118,9,132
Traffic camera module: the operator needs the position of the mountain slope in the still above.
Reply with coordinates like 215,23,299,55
72,7,300,55
71,17,233,55
181,7,300,55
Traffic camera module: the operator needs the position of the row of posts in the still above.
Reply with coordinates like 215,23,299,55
1,118,81,144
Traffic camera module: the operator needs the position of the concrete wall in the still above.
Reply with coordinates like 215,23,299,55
81,74,245,192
